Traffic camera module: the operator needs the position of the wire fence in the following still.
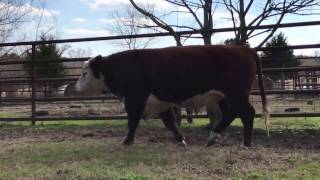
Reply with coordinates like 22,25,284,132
0,21,320,123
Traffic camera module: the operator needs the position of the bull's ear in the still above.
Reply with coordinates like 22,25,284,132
90,55,103,79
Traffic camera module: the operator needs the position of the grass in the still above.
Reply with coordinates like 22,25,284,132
0,112,17,118
0,118,319,179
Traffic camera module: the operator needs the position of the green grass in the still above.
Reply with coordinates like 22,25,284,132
0,118,319,179
0,112,17,118
0,139,191,179
238,161,320,180
269,117,320,129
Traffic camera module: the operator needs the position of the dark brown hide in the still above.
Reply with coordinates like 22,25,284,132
90,45,267,146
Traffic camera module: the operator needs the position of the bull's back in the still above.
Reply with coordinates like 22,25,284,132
105,45,257,102
143,45,257,102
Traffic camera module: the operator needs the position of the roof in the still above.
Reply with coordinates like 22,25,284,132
298,57,320,67
0,54,26,78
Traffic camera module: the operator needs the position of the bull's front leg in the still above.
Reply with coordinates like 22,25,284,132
122,95,148,145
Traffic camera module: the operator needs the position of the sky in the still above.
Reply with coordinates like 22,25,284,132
7,0,320,57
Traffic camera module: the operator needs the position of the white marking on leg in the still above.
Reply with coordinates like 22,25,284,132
208,131,221,142
240,142,249,150
181,140,188,147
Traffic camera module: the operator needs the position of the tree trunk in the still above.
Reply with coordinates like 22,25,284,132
235,0,247,46
202,0,213,46
203,34,212,45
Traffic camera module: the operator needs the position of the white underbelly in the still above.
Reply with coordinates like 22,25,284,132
142,90,225,119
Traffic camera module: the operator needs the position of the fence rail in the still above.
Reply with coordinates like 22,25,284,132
1,20,320,47
1,65,320,84
1,20,320,122
0,112,319,122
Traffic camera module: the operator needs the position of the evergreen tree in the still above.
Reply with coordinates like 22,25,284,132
23,34,65,97
261,33,297,68
224,38,250,47
261,32,298,80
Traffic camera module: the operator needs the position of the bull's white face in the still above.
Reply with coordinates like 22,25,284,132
75,57,108,95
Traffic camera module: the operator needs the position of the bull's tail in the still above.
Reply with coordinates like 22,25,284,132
254,52,271,138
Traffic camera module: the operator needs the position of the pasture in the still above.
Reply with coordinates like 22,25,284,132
0,118,319,179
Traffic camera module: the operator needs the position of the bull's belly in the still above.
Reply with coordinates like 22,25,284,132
142,90,225,119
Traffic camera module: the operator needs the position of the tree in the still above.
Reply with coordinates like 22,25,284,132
261,32,297,68
224,38,250,47
0,0,32,52
23,34,65,97
221,0,319,47
110,4,154,50
129,0,215,46
67,47,92,58
261,32,298,87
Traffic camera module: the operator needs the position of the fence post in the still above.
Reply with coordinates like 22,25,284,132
31,44,36,125
0,71,2,105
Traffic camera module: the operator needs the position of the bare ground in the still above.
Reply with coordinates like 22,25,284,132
0,119,319,179
0,122,319,156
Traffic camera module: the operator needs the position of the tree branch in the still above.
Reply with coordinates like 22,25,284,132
244,0,254,15
181,0,203,29
129,0,182,46
256,0,288,49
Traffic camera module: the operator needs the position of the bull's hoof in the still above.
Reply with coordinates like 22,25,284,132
181,140,188,147
206,139,216,147
206,131,221,147
122,137,134,146
178,139,188,147
240,142,251,149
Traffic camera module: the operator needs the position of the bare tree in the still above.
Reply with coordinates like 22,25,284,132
0,0,33,54
67,47,92,58
129,0,215,46
0,0,31,43
110,4,154,50
221,0,320,47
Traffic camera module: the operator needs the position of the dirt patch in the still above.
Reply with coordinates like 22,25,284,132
0,125,319,151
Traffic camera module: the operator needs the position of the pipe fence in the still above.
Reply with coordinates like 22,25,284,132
1,21,320,123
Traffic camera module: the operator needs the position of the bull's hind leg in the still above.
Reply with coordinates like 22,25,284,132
159,109,186,145
122,96,148,145
239,102,255,147
207,98,255,147
206,103,222,129
206,99,236,146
